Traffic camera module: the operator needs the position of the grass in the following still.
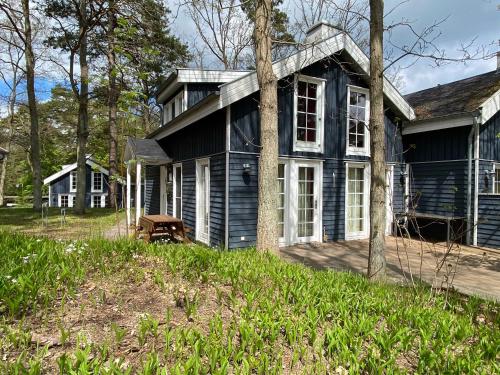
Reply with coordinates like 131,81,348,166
0,232,499,374
0,207,125,240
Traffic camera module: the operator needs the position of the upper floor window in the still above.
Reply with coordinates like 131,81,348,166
70,171,77,192
293,75,325,153
494,165,500,194
163,89,186,125
92,172,103,192
347,85,370,156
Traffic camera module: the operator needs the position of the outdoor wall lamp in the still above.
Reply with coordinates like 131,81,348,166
242,163,251,173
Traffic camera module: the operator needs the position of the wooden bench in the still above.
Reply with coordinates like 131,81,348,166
136,215,190,243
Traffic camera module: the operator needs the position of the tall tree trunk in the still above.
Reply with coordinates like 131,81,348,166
22,0,41,211
107,1,118,208
255,0,279,252
367,0,387,279
75,0,89,215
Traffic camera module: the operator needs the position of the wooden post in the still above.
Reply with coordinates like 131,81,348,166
135,161,142,226
126,162,131,227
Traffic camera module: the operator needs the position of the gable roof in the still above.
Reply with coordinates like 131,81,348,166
405,70,500,122
149,32,415,140
43,157,111,185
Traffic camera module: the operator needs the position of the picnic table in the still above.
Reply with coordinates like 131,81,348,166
136,215,189,243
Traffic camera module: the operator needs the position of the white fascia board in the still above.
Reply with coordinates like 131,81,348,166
154,33,414,141
480,88,500,124
402,114,473,135
44,159,110,185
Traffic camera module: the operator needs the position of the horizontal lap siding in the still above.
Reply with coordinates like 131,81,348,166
228,153,258,248
323,159,345,241
408,161,467,217
392,163,406,214
182,160,196,238
477,195,500,249
144,166,160,215
210,154,226,248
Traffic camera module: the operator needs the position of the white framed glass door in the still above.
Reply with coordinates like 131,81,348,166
386,165,394,235
196,159,210,244
345,163,370,239
279,159,322,246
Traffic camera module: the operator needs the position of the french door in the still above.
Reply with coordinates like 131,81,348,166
196,159,210,244
345,163,369,239
278,160,322,246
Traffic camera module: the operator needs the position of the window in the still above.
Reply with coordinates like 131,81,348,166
92,195,105,208
163,90,186,124
70,171,77,192
173,164,182,218
297,166,316,238
494,165,500,194
346,164,370,239
71,195,76,208
277,163,285,238
347,86,370,156
60,195,69,208
293,75,324,152
92,172,103,192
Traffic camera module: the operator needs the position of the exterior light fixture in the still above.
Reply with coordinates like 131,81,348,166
242,163,251,173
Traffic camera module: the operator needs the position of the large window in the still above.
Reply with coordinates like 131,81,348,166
347,86,370,156
92,195,105,208
294,75,324,152
70,171,77,192
297,166,315,238
60,195,69,208
92,172,103,192
163,89,186,124
346,164,369,239
494,165,500,194
173,164,182,218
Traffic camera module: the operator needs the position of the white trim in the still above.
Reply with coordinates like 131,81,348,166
196,158,210,244
136,161,142,226
152,33,414,141
44,158,111,185
293,75,325,153
345,161,370,240
346,85,370,156
385,165,394,235
126,163,131,226
493,163,500,195
69,171,77,192
48,185,52,207
479,88,500,124
90,194,106,208
91,171,103,193
172,163,182,219
225,106,231,248
402,114,473,135
473,122,480,246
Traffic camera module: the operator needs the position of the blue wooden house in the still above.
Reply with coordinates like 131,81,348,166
44,157,123,208
124,22,416,248
403,68,500,248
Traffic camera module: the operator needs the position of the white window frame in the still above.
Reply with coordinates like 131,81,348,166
58,194,69,208
277,160,290,246
91,194,106,208
494,164,500,194
70,171,77,193
163,88,187,125
345,161,371,240
196,158,210,245
346,85,371,157
293,75,325,153
91,171,103,193
173,163,183,219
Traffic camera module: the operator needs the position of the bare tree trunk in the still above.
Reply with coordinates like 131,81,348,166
255,0,279,252
21,0,41,211
107,1,118,209
367,0,386,280
75,0,89,215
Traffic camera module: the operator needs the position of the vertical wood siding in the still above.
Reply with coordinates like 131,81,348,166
187,83,221,108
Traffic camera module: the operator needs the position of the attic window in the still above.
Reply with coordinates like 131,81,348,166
163,89,186,124
346,85,370,156
293,75,325,153
70,171,77,192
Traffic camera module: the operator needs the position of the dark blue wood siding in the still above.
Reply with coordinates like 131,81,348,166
187,83,220,108
144,165,160,215
228,153,258,248
181,160,196,237
209,154,226,247
408,161,467,217
322,159,345,241
477,194,500,249
480,111,500,161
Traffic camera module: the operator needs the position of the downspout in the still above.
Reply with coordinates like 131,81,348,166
473,109,482,246
225,105,231,249
466,124,474,244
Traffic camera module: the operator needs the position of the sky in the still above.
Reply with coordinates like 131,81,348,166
171,0,499,94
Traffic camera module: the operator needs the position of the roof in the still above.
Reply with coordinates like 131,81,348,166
150,32,415,141
124,137,172,165
43,157,114,185
405,70,500,121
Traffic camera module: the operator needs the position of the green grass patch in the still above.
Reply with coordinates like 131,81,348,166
0,232,499,374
